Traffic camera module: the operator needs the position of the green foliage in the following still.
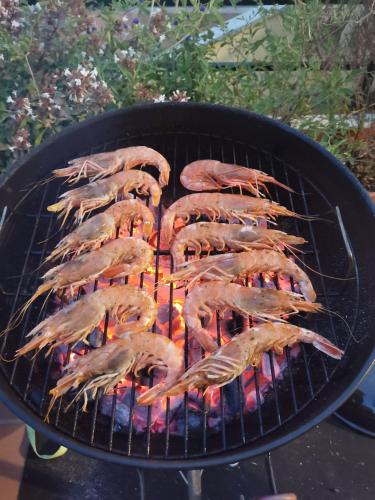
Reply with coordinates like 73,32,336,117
0,0,373,187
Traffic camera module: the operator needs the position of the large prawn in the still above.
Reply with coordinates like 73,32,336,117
171,222,306,267
47,332,184,418
149,323,343,401
6,238,154,331
47,199,155,262
16,285,157,357
52,146,170,187
161,193,305,245
48,170,162,225
180,159,293,197
164,249,316,302
183,283,322,351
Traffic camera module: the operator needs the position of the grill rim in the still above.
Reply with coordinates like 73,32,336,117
0,102,374,469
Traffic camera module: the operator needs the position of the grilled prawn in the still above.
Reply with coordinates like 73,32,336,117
161,193,304,245
16,285,157,357
52,146,170,187
47,199,155,262
183,283,322,351
13,238,154,324
153,323,343,400
171,222,306,267
180,160,293,197
48,170,162,225
47,332,184,417
164,249,316,302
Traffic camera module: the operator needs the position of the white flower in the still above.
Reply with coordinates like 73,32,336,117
74,78,82,86
91,81,99,89
122,15,128,23
159,34,166,42
81,51,86,58
25,100,31,109
41,92,50,99
166,22,171,30
9,146,16,152
30,2,41,12
127,47,135,57
91,67,98,78
114,54,120,63
54,104,61,110
0,54,4,62
99,48,104,56
153,94,166,103
6,96,14,104
63,68,71,76
80,68,89,77
11,20,20,29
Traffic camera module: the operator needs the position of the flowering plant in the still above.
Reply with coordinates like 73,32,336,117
0,1,373,188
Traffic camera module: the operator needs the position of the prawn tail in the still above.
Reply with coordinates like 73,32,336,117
137,383,170,406
294,300,323,314
303,331,344,360
47,199,68,213
52,166,78,179
160,210,176,246
192,328,218,352
15,331,49,358
47,199,74,227
269,178,295,193
45,376,76,422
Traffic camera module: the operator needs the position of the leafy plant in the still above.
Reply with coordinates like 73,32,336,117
0,0,373,188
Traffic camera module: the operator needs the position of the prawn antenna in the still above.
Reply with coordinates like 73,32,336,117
0,284,53,337
321,306,360,344
283,244,354,282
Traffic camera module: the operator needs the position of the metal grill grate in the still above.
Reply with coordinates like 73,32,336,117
0,129,359,463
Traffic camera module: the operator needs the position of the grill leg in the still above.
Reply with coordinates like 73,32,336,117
186,470,203,500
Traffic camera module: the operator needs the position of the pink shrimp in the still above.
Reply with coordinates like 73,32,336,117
47,332,184,418
48,170,162,225
52,146,170,187
47,199,155,262
183,282,322,351
170,222,306,267
5,238,154,332
164,249,316,302
180,159,293,196
16,285,157,357
149,323,343,402
161,193,304,245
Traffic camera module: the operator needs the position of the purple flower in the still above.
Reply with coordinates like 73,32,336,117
172,19,178,26
123,23,129,29
132,18,139,25
185,35,192,42
199,5,206,12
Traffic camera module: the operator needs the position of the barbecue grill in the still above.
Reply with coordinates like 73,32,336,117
0,103,374,470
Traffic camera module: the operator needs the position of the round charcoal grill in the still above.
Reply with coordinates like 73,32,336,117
0,103,374,469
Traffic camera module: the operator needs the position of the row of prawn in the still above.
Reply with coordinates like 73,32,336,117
7,146,343,418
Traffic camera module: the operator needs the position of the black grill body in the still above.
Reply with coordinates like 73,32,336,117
0,103,374,469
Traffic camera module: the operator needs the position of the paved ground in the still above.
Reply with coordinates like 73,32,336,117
15,416,375,500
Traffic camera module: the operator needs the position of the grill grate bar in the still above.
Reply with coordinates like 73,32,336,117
145,200,163,456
